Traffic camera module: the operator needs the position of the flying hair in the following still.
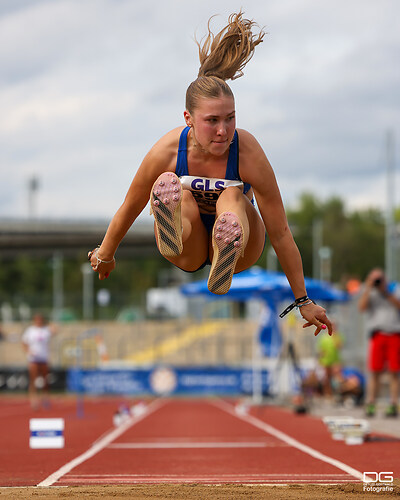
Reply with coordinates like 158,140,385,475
197,11,265,80
186,11,265,113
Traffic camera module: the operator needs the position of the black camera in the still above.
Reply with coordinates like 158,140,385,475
373,277,383,287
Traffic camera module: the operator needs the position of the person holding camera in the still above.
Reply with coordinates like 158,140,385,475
358,268,400,417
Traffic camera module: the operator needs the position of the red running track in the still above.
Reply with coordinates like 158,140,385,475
0,396,399,487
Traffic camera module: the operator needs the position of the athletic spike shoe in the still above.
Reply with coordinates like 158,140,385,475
208,211,244,295
150,172,183,257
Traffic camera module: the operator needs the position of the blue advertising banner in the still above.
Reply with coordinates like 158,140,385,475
67,366,270,396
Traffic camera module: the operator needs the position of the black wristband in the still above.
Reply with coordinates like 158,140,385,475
279,295,314,318
279,302,297,318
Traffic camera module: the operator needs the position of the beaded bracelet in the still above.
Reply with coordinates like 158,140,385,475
87,246,115,271
296,299,314,308
279,296,315,318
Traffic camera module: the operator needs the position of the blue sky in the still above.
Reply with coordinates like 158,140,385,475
0,0,399,221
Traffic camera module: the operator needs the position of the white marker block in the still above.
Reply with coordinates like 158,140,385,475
29,418,65,449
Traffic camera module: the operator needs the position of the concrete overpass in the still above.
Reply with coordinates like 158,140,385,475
0,218,157,258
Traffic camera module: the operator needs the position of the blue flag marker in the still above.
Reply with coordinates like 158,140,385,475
29,418,65,449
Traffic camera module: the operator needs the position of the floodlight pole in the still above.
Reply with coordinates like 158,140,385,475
27,176,39,219
52,252,64,321
252,327,263,405
81,263,94,320
312,219,323,280
385,129,396,282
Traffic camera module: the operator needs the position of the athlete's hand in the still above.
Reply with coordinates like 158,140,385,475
88,248,116,280
299,303,332,336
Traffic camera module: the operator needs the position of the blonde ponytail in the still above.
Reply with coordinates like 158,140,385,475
198,12,265,81
186,12,265,113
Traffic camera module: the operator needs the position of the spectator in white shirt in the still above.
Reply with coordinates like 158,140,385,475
22,314,57,410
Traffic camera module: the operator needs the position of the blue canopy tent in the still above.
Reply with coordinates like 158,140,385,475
181,266,348,304
181,267,349,357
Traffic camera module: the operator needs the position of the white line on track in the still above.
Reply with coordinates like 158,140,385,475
65,473,351,478
108,441,271,448
212,399,364,481
60,476,358,485
37,398,167,487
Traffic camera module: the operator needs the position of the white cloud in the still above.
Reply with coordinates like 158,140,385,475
0,0,399,220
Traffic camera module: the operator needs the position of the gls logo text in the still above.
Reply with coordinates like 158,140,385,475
191,178,226,191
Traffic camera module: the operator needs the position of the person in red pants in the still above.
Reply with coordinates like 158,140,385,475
358,268,400,417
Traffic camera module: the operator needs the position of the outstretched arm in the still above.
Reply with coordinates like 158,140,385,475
240,131,332,335
89,130,179,279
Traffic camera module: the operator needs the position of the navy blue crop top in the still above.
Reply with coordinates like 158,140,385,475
175,126,252,215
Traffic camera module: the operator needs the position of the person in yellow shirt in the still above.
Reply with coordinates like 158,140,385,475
317,329,344,397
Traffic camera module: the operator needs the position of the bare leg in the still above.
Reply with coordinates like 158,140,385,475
213,187,265,272
367,371,380,403
156,190,209,272
389,371,399,405
322,366,333,397
28,363,40,410
38,363,50,408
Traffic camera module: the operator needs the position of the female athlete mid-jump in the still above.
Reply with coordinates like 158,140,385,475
88,12,332,336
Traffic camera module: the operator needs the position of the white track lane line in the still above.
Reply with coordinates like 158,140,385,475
108,441,269,448
37,398,167,487
211,399,364,482
65,473,351,477
60,477,357,485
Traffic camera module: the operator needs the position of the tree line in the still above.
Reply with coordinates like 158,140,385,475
283,193,392,286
